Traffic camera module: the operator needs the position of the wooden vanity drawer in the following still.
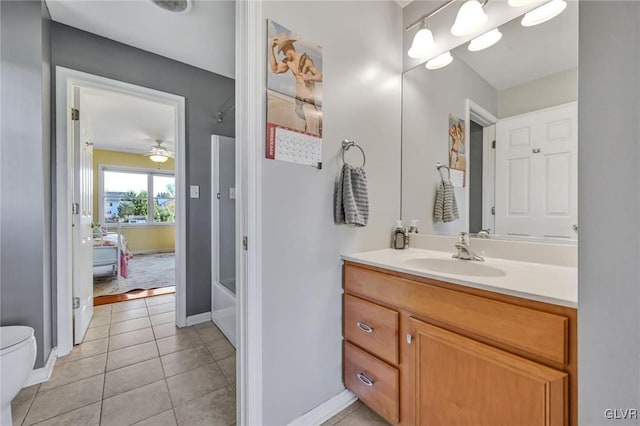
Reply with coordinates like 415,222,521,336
345,264,569,365
344,341,399,424
344,294,399,365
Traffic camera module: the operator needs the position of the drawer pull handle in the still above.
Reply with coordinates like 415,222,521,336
356,322,374,333
356,372,374,387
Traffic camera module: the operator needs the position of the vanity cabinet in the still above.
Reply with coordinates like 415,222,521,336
342,261,577,426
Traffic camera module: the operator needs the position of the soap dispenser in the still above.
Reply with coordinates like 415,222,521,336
392,220,408,250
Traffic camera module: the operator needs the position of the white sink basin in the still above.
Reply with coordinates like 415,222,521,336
404,258,506,277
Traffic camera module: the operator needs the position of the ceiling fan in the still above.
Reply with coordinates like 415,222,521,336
146,139,174,163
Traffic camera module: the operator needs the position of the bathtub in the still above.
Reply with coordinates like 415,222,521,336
211,278,236,348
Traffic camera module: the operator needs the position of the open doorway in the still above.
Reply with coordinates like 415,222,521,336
55,67,186,355
466,99,498,235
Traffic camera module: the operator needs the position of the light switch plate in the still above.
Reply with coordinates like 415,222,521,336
190,185,200,198
229,188,236,200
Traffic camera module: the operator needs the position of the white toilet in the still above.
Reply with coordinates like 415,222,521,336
0,326,37,426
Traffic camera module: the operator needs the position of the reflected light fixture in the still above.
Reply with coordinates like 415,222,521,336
408,24,437,59
521,0,567,26
468,28,503,51
426,51,453,70
451,0,488,37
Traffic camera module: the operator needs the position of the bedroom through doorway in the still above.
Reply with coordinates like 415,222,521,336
87,87,178,306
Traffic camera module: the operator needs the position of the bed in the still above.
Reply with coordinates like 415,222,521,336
93,227,130,278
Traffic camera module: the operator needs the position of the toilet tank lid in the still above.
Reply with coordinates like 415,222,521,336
1,326,34,350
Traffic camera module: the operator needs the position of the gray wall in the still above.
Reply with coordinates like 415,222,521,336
498,68,578,118
578,3,640,425
401,55,497,235
218,136,235,290
0,0,53,368
50,23,235,316
259,2,402,424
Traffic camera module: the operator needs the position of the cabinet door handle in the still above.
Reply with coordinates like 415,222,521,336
356,322,373,333
532,148,541,153
356,372,374,387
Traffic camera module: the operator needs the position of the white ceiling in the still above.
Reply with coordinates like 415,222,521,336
453,1,578,90
80,86,176,155
45,0,235,78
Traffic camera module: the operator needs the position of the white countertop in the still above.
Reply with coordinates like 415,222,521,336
342,248,577,308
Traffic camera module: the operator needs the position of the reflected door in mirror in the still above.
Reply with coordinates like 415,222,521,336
495,102,577,239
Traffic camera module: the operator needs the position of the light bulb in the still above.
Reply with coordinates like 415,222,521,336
451,0,488,37
408,27,437,59
521,0,567,27
426,52,453,70
149,154,169,163
468,28,503,52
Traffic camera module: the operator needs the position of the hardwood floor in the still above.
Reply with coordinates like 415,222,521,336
94,286,175,306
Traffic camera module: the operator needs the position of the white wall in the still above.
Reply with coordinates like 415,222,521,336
257,2,402,424
498,68,577,118
402,55,497,235
578,3,640,425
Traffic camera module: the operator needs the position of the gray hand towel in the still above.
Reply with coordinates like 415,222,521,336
433,180,459,223
334,164,369,227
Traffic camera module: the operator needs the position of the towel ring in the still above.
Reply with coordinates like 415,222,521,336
436,162,450,181
342,139,366,168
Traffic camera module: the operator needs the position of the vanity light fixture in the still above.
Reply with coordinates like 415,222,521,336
521,0,567,26
468,28,503,51
408,23,438,59
451,0,489,37
426,51,453,70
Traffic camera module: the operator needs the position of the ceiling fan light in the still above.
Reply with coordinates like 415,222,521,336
451,0,488,37
408,27,437,59
426,51,453,70
468,28,503,52
521,0,567,27
149,153,169,163
150,0,192,14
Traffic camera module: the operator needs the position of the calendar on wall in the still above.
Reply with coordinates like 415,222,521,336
266,20,323,168
266,122,322,167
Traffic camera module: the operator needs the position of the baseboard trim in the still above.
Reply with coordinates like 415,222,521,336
288,389,358,426
186,312,212,326
24,347,57,387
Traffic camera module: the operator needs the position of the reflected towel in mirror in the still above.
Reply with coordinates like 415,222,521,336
434,180,459,223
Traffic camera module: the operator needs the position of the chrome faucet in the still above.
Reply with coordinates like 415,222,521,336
453,232,484,262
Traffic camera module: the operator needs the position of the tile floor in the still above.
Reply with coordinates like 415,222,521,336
11,294,236,426
11,294,389,426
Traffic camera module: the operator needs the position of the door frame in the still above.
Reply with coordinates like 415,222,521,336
211,135,221,292
236,0,263,423
55,67,187,356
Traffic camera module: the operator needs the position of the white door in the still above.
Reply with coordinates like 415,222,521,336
72,87,94,343
495,102,577,239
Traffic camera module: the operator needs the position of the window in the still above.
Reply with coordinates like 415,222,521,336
100,167,175,225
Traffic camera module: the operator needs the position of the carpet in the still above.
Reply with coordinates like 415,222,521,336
94,253,175,297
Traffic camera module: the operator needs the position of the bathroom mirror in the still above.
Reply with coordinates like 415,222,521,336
401,2,578,241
